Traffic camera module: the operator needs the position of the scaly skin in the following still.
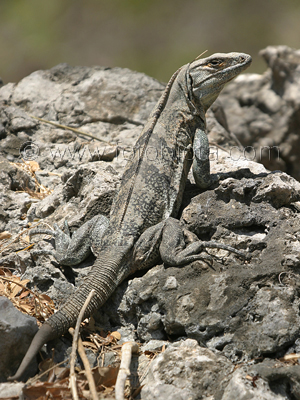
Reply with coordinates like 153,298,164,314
9,52,251,381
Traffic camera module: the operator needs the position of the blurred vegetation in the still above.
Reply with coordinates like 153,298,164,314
0,0,300,84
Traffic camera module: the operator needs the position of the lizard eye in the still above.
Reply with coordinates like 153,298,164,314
207,59,222,67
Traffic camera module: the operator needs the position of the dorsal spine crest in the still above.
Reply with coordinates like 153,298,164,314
117,67,183,228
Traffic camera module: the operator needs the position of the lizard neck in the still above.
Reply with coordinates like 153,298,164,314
163,66,206,126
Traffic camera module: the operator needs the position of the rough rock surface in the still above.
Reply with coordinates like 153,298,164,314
140,339,234,400
0,382,25,398
219,45,300,182
0,297,38,382
1,46,300,398
139,339,299,400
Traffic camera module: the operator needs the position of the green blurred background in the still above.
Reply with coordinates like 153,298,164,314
1,0,299,84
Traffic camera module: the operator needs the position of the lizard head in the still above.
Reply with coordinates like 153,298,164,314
187,52,252,112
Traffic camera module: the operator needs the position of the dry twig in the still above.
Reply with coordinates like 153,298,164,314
115,341,139,400
29,114,114,145
280,353,300,361
29,358,70,384
69,289,96,400
69,327,98,400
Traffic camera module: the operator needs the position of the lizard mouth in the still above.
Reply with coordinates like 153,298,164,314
217,55,252,79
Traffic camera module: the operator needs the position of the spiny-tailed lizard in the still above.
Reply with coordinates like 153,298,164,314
9,52,251,381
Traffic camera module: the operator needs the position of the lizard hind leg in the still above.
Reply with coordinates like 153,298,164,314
132,221,165,272
159,218,245,267
30,215,110,266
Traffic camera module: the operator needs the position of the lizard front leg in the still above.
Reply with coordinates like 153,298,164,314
192,128,219,189
29,215,109,266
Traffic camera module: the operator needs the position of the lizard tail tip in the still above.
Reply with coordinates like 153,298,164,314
7,322,56,382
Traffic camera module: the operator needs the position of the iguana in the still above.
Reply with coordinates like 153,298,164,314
9,52,252,381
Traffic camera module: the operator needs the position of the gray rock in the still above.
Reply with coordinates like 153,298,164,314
116,326,137,344
0,297,38,382
140,343,300,399
0,63,164,178
221,366,288,400
1,51,300,399
219,45,300,182
249,359,300,399
140,339,233,400
0,157,36,192
162,275,178,290
140,340,169,352
0,382,24,398
99,167,300,366
0,252,34,275
27,161,120,225
21,262,76,304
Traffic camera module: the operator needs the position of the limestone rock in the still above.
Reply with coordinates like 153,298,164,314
140,339,233,400
0,297,38,381
219,45,300,182
1,48,300,398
